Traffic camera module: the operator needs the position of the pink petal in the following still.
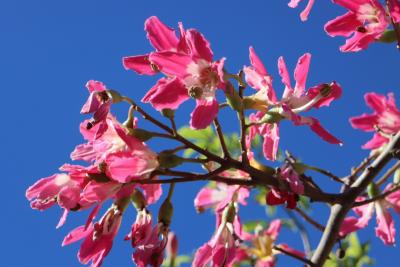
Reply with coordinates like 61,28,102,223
365,92,387,113
279,243,305,258
56,209,69,229
278,56,292,92
349,113,379,132
288,0,301,8
123,55,158,75
58,185,81,210
262,124,280,161
325,12,362,37
354,201,375,228
249,46,268,76
339,31,377,52
375,201,396,245
294,53,311,96
82,181,120,203
186,29,213,62
70,142,97,162
105,151,156,183
333,0,370,13
145,16,179,51
193,243,213,267
266,219,281,240
62,225,93,246
86,80,106,93
307,81,342,109
140,182,163,205
362,133,389,150
299,0,315,21
149,51,192,78
142,77,189,111
303,117,342,145
339,217,361,237
190,99,219,129
389,0,400,23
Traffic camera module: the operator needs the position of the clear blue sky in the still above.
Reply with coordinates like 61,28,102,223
2,0,400,266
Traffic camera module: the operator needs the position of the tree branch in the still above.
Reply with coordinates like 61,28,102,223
311,132,400,267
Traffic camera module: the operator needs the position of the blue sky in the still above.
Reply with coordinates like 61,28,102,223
2,0,400,266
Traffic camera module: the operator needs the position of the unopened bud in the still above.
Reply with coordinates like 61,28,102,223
161,108,175,119
224,82,243,111
222,202,236,224
189,87,203,99
367,183,380,198
158,153,184,169
106,89,123,103
130,189,147,210
128,128,155,142
158,199,173,226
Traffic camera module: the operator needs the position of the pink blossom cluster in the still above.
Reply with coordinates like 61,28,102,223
289,0,400,52
25,13,400,267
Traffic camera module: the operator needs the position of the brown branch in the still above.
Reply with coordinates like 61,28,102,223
311,132,400,267
344,152,377,185
273,245,315,267
237,71,249,166
376,160,400,186
120,96,341,205
353,184,400,207
213,118,231,159
294,208,325,232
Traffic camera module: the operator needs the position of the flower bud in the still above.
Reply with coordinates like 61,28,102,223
367,183,380,198
158,153,184,169
161,108,175,119
158,199,173,227
222,202,236,224
224,82,243,111
128,128,155,142
130,189,147,211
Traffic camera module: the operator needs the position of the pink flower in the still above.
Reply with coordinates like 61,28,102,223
62,202,126,267
245,48,342,161
340,184,400,245
288,0,315,21
72,116,160,183
324,0,389,52
194,169,250,213
193,205,245,267
26,173,82,228
350,92,400,150
132,223,168,267
124,16,225,129
81,80,112,137
126,208,153,247
244,220,305,267
266,164,304,209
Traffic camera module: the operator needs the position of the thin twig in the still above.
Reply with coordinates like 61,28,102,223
236,72,249,166
376,160,400,186
213,118,231,159
286,210,312,258
353,184,400,207
306,165,344,184
273,245,315,267
294,208,325,232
